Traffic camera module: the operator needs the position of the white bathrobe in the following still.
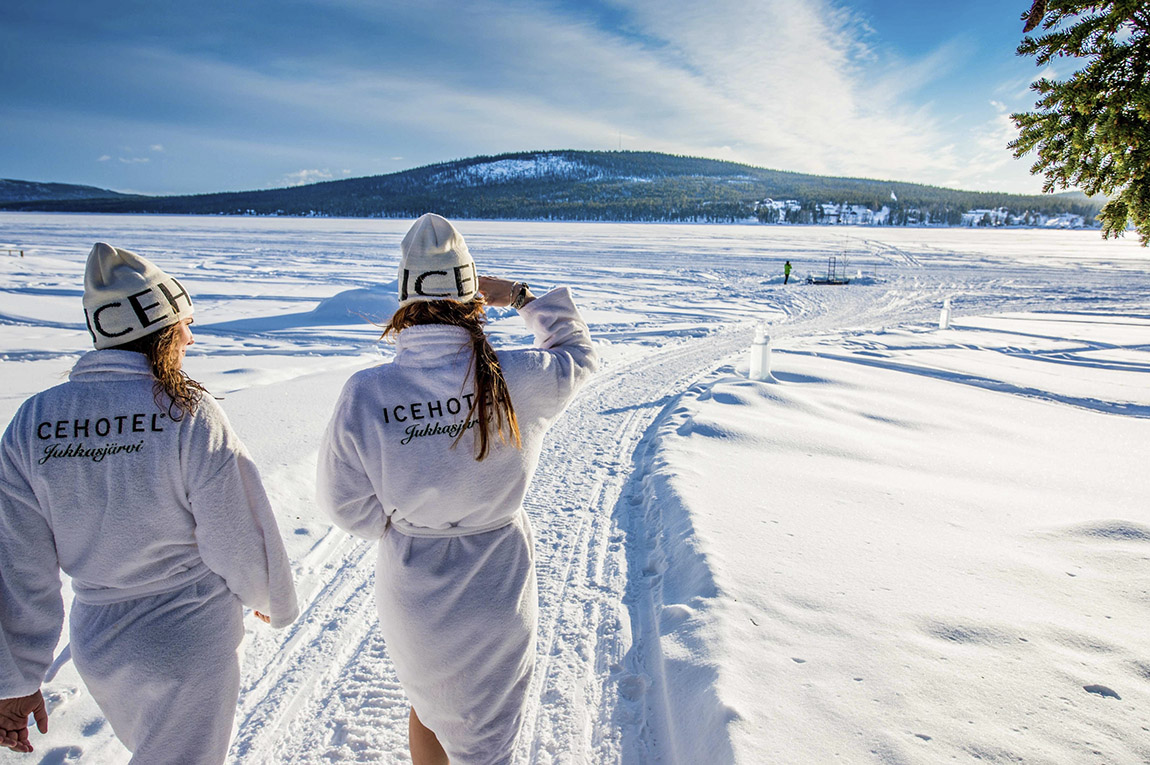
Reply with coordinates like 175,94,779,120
318,287,597,764
0,350,299,764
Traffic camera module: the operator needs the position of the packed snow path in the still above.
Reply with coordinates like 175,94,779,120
224,323,754,763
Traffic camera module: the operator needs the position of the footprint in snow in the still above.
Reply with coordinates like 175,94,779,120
1083,685,1121,700
618,674,648,701
42,685,81,710
1070,520,1150,542
35,747,84,764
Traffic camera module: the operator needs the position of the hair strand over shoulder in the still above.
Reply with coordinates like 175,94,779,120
383,299,521,461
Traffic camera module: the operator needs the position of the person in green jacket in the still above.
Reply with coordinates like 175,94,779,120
784,260,792,284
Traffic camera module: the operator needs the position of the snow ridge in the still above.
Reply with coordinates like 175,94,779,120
514,323,750,763
612,348,749,763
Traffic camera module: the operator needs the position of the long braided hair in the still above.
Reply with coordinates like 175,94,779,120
383,298,521,461
111,322,208,420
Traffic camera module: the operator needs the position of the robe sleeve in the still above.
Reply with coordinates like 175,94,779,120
316,379,389,541
515,286,599,410
0,412,64,698
181,399,299,628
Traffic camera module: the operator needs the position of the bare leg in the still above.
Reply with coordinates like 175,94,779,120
409,707,448,765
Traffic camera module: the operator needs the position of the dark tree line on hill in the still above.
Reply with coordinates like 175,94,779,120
0,179,128,203
2,151,1101,224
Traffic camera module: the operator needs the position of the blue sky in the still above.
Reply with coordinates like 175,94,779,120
0,0,1057,196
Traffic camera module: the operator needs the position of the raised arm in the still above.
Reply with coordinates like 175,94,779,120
514,286,599,406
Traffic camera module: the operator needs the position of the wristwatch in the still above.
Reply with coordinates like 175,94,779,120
510,282,531,310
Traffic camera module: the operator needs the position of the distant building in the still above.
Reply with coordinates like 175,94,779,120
961,207,1011,227
755,198,804,223
957,207,1088,229
753,199,1094,230
1044,213,1087,229
839,204,881,225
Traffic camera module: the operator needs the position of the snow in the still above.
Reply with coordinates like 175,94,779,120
640,317,1150,762
1,212,1148,764
431,156,599,187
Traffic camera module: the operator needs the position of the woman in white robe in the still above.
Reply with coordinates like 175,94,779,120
318,214,597,764
0,243,299,762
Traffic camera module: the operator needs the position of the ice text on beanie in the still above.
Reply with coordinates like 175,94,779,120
399,263,477,301
84,277,192,342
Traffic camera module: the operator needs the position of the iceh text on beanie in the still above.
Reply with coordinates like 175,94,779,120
82,242,194,349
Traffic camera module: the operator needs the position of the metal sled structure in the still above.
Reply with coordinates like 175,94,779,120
807,253,851,285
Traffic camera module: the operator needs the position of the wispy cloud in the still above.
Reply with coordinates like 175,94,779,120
951,101,1023,187
279,168,334,186
3,0,1047,194
297,0,984,184
237,0,970,184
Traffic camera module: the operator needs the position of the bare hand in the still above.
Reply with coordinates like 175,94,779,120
478,276,534,308
254,611,271,624
478,276,516,307
0,691,48,753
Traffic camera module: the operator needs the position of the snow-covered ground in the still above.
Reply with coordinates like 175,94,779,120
1,213,1147,764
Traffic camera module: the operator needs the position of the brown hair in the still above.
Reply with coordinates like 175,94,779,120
383,298,521,461
111,322,207,421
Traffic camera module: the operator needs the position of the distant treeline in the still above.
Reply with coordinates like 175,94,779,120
1,151,1101,223
0,178,130,204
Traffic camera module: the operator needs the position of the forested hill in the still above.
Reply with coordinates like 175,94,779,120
1,151,1100,223
0,179,129,204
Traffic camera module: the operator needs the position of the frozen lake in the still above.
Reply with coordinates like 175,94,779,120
1,212,1148,763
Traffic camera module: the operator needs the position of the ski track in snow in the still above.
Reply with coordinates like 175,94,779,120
231,533,387,762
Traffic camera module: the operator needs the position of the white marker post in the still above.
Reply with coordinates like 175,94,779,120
939,297,952,330
749,325,772,381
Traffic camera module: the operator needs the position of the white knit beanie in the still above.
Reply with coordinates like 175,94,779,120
83,242,195,349
398,213,478,306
